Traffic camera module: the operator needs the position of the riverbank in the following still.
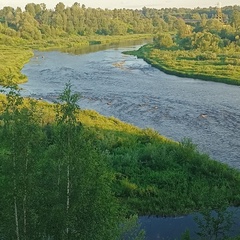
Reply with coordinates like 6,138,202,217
1,92,240,218
15,42,240,217
0,44,33,85
124,44,240,86
0,33,151,85
18,43,240,215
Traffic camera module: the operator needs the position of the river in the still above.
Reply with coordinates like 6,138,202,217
20,40,240,239
20,41,240,169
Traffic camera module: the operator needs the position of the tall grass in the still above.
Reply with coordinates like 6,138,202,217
125,44,240,86
0,44,33,85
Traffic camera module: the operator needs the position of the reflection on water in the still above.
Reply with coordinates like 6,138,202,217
140,207,240,239
61,38,152,55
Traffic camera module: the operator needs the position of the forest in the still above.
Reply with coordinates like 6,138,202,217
0,2,240,239
0,3,240,38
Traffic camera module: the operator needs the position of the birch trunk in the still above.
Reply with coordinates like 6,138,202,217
23,154,29,240
66,126,71,238
13,148,20,240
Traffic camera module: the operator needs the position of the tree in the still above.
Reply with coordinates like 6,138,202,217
53,83,123,239
18,12,42,40
109,19,128,35
231,9,240,31
205,19,224,35
194,207,235,240
25,3,36,17
154,33,174,49
191,32,220,52
55,2,65,13
176,18,192,38
0,85,43,239
0,83,128,239
56,82,81,238
152,18,168,33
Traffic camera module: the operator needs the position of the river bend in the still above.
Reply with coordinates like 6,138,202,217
21,43,240,169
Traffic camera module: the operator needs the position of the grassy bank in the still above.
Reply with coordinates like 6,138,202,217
0,44,33,85
125,44,240,86
49,105,240,216
1,93,240,217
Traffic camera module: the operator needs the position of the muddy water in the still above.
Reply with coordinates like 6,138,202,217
21,42,240,169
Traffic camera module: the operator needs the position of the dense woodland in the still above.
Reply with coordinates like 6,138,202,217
0,3,240,39
1,2,240,239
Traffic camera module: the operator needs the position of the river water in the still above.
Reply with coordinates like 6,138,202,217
20,41,240,239
20,41,240,169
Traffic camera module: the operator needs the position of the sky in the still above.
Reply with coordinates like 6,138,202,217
0,0,239,10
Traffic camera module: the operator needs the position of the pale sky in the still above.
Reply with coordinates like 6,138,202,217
0,0,239,10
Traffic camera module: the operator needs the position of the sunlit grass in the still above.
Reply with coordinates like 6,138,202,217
0,44,33,85
126,44,240,86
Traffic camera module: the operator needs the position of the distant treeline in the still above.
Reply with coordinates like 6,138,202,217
0,3,240,40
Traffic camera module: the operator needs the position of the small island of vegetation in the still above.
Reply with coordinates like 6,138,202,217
0,2,240,239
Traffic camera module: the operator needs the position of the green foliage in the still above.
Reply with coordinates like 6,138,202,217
0,3,169,40
0,85,44,239
119,215,145,240
109,134,240,215
125,8,240,86
1,2,239,87
56,82,81,125
154,32,174,49
0,85,125,239
191,32,220,51
0,2,238,45
181,229,191,240
232,9,240,31
194,207,235,240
